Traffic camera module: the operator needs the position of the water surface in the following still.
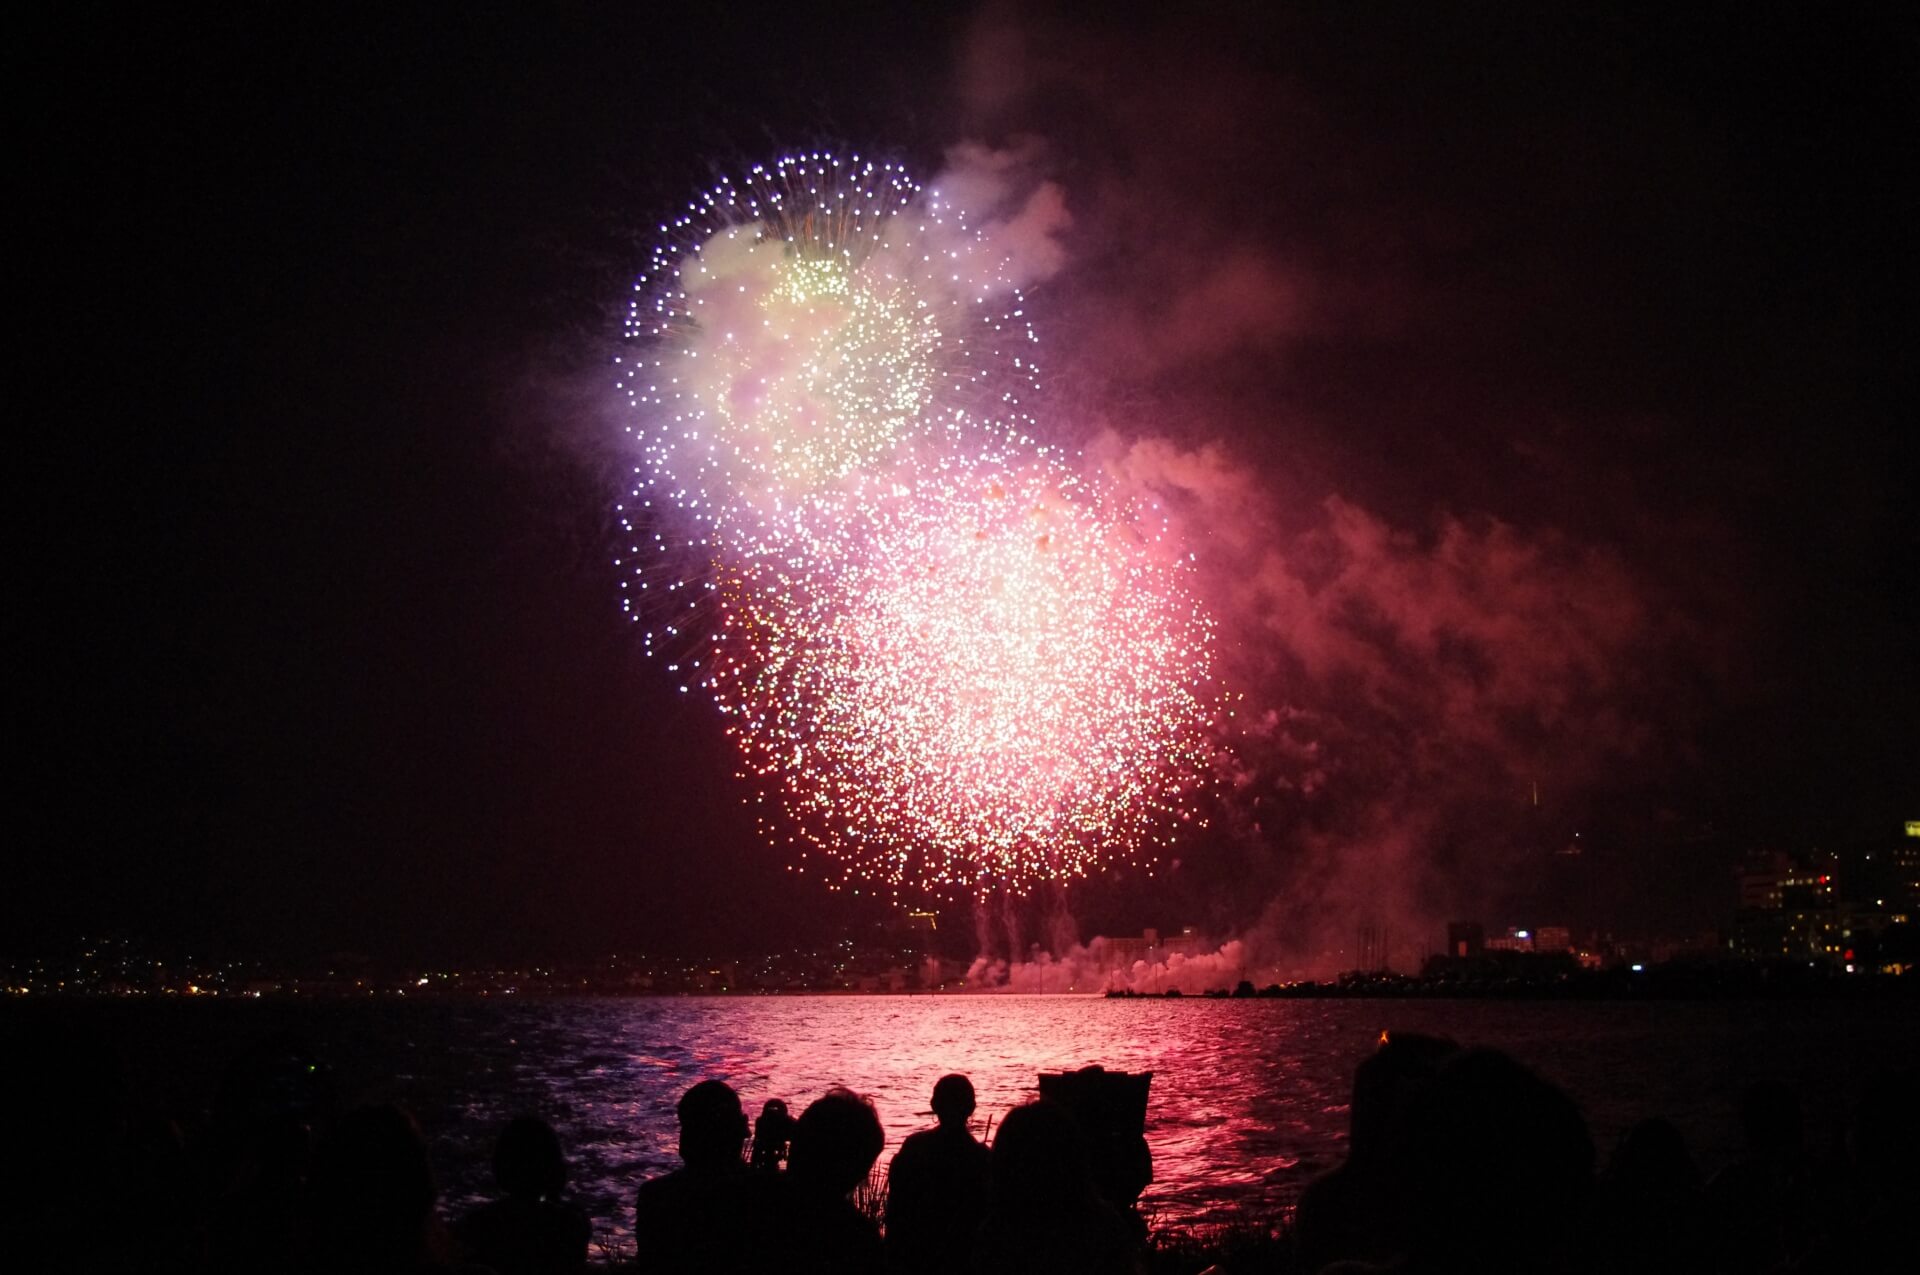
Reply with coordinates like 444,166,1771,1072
21,995,1918,1244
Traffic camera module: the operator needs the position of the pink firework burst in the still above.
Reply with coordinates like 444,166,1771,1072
712,454,1219,895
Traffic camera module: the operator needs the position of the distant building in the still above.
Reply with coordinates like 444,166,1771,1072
1485,927,1535,953
1166,928,1205,957
1779,852,1838,909
1478,925,1574,955
1444,922,1484,960
1099,927,1206,974
1736,850,1794,910
1101,929,1158,971
1650,930,1724,963
1733,849,1847,963
888,910,942,962
1888,839,1920,910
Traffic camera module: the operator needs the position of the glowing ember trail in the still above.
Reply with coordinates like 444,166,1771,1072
616,153,1217,896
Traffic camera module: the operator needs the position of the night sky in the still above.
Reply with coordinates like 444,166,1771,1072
18,3,1917,964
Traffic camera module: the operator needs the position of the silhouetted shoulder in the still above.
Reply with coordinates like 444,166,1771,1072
974,1100,1145,1275
633,1162,756,1273
760,1171,883,1275
307,1104,454,1274
973,1196,1141,1275
886,1124,992,1274
458,1197,590,1275
456,1115,591,1275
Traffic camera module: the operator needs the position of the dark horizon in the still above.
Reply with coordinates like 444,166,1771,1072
17,3,1917,965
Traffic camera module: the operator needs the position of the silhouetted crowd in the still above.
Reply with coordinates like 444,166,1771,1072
2,1019,1914,1274
1290,1036,1916,1275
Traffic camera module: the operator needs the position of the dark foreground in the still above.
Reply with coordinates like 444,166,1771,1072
2,997,1914,1274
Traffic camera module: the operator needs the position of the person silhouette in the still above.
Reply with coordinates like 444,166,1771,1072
2,1023,139,1273
972,1100,1144,1275
885,1074,993,1274
1293,1032,1456,1272
305,1104,452,1274
1590,1117,1708,1274
633,1079,753,1273
456,1116,590,1275
762,1087,886,1275
1705,1079,1815,1271
750,1098,796,1172
206,1032,334,1274
1324,1047,1594,1275
1795,1067,1920,1272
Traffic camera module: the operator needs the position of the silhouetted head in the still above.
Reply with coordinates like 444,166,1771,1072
676,1079,749,1171
1738,1080,1803,1159
1397,1048,1594,1267
217,1032,334,1126
931,1074,977,1130
759,1098,790,1124
789,1087,884,1196
207,1031,332,1195
494,1115,567,1200
1851,1068,1919,1190
1350,1031,1455,1160
308,1104,436,1270
5,1021,130,1220
990,1100,1096,1213
1605,1116,1700,1197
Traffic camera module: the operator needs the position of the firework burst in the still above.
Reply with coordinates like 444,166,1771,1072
617,153,1218,896
715,455,1216,892
616,153,1040,543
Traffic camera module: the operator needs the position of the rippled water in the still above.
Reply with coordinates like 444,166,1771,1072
22,995,1919,1244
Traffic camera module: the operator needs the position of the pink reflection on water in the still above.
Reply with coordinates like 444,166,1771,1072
519,996,1362,1239
427,994,1920,1249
